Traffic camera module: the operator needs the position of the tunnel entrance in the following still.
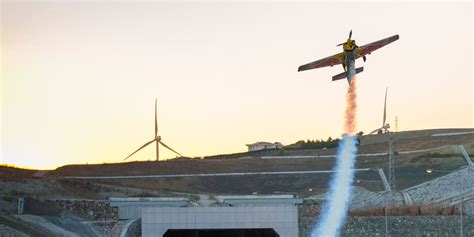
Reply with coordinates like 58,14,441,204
164,228,279,237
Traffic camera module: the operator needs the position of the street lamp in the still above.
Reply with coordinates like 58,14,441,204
425,168,465,237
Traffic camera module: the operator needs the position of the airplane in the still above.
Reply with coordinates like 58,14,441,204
298,30,399,84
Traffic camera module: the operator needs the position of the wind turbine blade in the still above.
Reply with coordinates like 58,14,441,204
369,127,383,135
383,87,388,126
154,98,158,137
349,30,352,39
159,141,183,157
124,139,156,160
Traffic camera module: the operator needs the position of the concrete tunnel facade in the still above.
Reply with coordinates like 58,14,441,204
141,206,298,237
110,195,302,237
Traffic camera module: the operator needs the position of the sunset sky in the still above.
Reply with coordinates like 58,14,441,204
1,1,472,169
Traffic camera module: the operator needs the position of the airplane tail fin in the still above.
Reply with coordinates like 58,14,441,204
332,72,348,81
355,67,364,74
332,67,364,82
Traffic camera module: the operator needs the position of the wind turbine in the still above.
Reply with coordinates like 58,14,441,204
124,99,183,161
369,87,390,135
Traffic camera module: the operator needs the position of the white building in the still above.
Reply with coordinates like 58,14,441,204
246,142,283,152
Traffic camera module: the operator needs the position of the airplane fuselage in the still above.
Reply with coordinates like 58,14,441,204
343,50,357,83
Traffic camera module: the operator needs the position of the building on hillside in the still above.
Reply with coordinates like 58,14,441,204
246,142,283,152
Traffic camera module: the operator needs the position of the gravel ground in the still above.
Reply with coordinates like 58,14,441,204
406,166,474,205
45,199,118,220
347,166,474,214
300,216,474,237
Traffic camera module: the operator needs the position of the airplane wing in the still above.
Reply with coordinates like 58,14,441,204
356,35,399,58
298,52,345,72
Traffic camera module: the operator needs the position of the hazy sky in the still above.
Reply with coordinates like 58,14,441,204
1,1,472,169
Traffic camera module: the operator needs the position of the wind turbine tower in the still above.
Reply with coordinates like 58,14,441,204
370,87,390,135
395,116,399,132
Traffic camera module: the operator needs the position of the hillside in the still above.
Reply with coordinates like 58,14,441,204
1,128,473,198
50,129,473,175
0,128,473,237
43,128,474,196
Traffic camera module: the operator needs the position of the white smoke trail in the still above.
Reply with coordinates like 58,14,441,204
311,135,358,237
311,76,359,237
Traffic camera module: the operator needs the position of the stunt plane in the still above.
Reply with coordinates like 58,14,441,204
298,31,399,84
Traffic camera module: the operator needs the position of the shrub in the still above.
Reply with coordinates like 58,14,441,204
188,194,200,202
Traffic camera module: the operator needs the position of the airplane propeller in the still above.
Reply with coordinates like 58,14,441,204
336,30,353,46
336,30,367,62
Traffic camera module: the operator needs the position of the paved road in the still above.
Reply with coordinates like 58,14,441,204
64,168,372,180
262,144,457,159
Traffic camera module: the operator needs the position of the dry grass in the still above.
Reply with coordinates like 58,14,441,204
50,158,338,177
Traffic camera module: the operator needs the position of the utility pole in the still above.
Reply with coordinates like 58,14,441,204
388,138,396,191
460,173,464,237
385,193,388,237
385,137,396,237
